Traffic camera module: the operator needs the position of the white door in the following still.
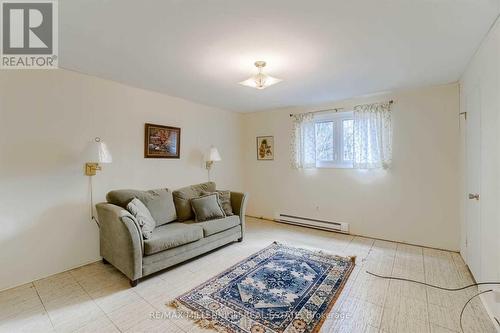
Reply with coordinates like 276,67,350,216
465,85,481,279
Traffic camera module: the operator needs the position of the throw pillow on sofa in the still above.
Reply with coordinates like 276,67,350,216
107,188,177,226
190,193,226,222
126,198,156,239
201,190,234,216
173,182,216,221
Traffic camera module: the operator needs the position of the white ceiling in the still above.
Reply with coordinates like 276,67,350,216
60,0,500,112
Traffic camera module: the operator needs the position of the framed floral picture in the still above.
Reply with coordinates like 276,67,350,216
144,123,181,158
256,136,274,160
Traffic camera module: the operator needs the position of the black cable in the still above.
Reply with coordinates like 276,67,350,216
460,289,492,333
366,270,500,291
366,270,500,333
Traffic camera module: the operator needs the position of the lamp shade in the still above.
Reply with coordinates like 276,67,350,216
207,146,221,162
84,137,112,163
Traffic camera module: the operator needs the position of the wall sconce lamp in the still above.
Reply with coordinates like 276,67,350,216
84,137,112,227
205,146,221,181
84,137,113,176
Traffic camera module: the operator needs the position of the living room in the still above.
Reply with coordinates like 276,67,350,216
1,1,500,332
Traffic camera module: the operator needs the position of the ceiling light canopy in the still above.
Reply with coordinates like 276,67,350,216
239,61,282,90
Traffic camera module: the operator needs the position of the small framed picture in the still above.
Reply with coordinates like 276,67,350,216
256,136,274,160
144,123,181,158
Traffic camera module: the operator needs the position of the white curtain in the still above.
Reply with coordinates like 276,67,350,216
291,113,316,169
352,102,392,169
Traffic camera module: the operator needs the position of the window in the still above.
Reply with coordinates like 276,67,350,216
314,112,354,168
291,102,392,170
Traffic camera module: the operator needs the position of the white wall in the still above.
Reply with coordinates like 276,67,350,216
242,84,460,251
460,17,500,323
0,69,243,291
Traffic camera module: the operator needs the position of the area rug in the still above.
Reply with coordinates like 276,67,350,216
169,242,355,333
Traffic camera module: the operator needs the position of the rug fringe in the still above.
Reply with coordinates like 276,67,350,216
275,241,355,264
167,299,229,333
168,299,179,309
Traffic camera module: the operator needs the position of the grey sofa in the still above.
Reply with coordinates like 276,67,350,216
96,182,248,286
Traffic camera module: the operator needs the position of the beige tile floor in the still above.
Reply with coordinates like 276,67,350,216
0,217,496,333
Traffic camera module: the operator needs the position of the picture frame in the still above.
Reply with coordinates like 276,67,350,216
144,123,181,158
256,136,274,160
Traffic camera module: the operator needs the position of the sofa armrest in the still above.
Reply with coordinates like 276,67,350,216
230,192,249,240
96,203,143,281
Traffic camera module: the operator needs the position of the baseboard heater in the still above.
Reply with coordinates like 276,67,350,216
274,213,349,234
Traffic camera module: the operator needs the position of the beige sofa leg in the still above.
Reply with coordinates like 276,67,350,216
102,258,110,264
130,279,138,287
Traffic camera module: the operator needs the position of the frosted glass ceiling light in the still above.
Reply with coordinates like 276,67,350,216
239,61,282,90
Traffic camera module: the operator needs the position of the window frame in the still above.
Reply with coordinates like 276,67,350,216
314,111,354,169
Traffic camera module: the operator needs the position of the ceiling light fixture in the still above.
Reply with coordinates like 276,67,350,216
239,61,282,90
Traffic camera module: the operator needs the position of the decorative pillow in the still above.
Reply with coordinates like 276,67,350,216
173,182,216,221
126,198,156,239
190,193,226,222
107,188,177,226
201,190,234,216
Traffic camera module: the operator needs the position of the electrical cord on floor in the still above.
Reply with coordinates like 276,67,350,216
366,271,500,291
460,289,492,333
366,270,500,333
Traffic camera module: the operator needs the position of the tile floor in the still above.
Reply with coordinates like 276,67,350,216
0,217,496,333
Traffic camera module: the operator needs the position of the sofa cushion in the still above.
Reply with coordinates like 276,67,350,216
143,222,203,255
184,215,240,237
173,182,216,221
107,188,177,226
126,198,156,239
201,190,234,216
191,193,226,222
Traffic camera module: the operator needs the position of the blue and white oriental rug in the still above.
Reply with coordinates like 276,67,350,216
170,242,355,333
